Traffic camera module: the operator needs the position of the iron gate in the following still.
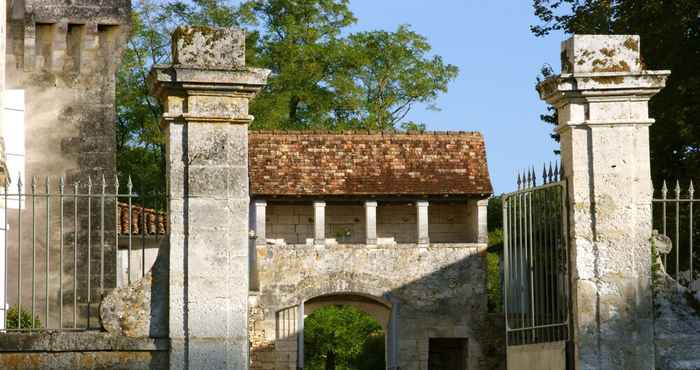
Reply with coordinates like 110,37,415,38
502,165,570,347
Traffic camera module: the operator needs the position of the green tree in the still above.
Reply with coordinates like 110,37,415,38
304,305,385,370
531,0,700,183
346,25,458,131
116,0,459,189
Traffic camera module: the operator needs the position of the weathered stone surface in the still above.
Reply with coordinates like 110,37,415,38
5,0,131,328
249,243,504,370
173,26,245,68
653,249,700,370
100,239,169,338
539,34,670,370
0,332,168,370
151,26,269,370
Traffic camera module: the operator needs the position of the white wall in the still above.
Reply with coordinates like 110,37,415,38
3,89,25,206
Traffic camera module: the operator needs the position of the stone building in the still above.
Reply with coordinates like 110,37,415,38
246,130,495,370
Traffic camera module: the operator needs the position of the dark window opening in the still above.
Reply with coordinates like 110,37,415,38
428,338,469,370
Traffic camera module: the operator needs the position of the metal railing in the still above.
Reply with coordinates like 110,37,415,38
503,164,570,346
0,174,162,332
653,180,697,285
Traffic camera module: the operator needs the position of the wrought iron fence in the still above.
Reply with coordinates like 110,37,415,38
503,164,570,346
0,174,164,332
652,180,698,285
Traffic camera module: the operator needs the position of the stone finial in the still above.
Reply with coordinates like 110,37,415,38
172,26,245,69
561,35,642,74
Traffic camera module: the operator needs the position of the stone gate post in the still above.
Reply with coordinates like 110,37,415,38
150,27,269,369
538,35,669,370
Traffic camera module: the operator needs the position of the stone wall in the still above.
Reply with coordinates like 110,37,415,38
249,242,503,370
265,201,478,245
0,332,168,369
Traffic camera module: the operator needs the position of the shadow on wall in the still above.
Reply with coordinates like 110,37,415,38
249,244,506,370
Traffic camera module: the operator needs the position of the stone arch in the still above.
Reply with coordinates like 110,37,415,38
304,292,392,330
277,270,400,309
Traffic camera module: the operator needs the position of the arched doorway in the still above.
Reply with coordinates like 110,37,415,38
297,293,399,370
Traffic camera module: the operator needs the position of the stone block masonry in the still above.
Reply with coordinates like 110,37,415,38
4,0,130,328
249,243,504,370
539,35,670,370
150,26,269,369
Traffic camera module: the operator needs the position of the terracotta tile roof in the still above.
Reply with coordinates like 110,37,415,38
117,202,167,236
249,131,493,198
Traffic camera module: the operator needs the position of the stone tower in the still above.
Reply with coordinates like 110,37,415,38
4,0,130,326
6,0,130,182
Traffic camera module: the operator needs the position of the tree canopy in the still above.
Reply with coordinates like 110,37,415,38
531,0,700,183
303,305,385,370
116,0,458,192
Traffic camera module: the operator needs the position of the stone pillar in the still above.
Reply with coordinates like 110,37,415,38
313,201,326,245
476,199,488,244
538,35,669,370
364,201,378,245
150,27,269,370
254,200,267,246
416,201,429,245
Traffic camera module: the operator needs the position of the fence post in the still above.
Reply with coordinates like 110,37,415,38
150,27,269,369
538,35,670,370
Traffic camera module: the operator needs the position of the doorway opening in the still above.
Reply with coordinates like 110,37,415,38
303,304,386,370
428,338,468,370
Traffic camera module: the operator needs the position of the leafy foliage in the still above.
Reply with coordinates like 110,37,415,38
116,0,458,191
304,305,385,370
6,306,41,330
531,0,700,182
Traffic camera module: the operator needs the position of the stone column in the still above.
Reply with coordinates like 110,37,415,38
313,201,326,245
538,35,669,370
254,200,267,246
416,201,429,245
476,199,488,244
364,201,378,245
150,27,269,370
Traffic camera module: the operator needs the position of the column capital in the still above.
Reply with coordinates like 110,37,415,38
254,199,267,206
149,27,270,127
537,35,669,129
416,200,429,207
313,201,326,207
364,201,378,208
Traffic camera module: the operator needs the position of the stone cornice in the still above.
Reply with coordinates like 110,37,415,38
537,70,670,108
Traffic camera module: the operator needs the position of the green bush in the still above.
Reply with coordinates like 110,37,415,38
486,229,504,312
6,305,41,330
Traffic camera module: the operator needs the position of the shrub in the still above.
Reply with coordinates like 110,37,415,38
6,306,41,330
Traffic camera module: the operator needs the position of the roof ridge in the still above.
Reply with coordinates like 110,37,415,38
250,129,483,136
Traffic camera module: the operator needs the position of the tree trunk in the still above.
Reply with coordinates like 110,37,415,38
325,350,336,370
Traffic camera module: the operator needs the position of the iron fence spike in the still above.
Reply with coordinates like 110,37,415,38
675,179,681,198
548,162,554,182
59,177,64,191
87,175,93,189
31,176,36,192
543,164,548,184
661,180,668,198
114,176,120,192
689,180,695,198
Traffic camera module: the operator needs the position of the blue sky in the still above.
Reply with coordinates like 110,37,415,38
345,1,567,194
